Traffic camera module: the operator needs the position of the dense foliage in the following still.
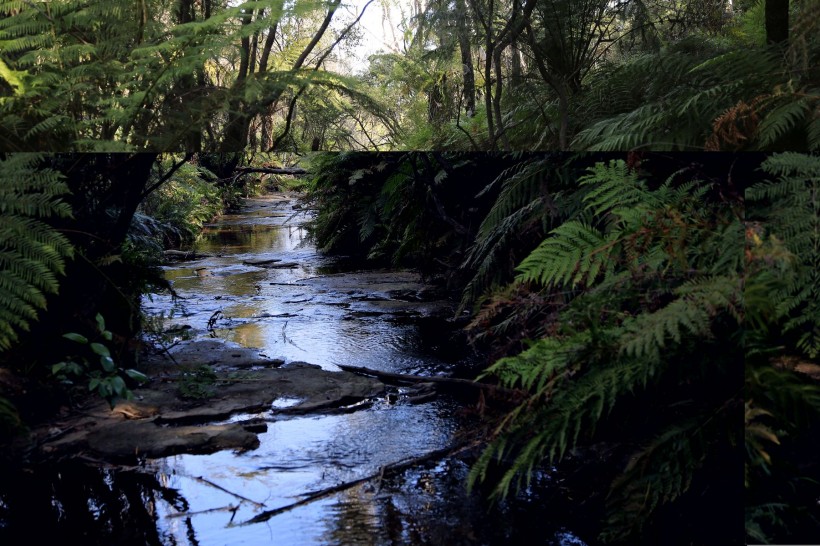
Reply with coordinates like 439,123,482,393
0,0,394,151
1,0,816,151
744,153,820,543
468,158,744,544
0,153,290,437
302,151,819,544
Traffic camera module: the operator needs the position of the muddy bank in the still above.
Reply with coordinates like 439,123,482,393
22,340,386,462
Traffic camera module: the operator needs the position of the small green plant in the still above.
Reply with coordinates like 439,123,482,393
178,364,218,400
0,395,23,436
52,313,148,406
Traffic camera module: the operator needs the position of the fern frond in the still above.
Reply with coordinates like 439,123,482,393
747,153,820,357
620,275,740,359
603,409,726,541
517,220,617,288
0,155,73,350
757,96,812,148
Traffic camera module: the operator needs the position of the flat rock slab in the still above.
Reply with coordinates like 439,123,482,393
259,261,300,269
29,341,385,463
242,258,282,266
154,339,277,369
87,421,261,460
163,249,213,261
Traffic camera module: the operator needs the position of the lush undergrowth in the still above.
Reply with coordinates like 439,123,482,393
303,151,819,545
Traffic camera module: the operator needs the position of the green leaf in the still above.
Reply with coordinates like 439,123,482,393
89,378,100,391
125,369,148,383
52,362,66,374
98,382,112,398
63,332,88,344
99,355,115,372
111,376,127,396
95,313,106,332
90,342,110,357
102,330,113,341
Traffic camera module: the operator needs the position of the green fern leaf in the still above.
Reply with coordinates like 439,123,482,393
0,155,73,350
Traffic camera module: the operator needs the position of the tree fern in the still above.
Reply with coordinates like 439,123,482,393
574,32,817,151
459,155,576,312
517,220,619,288
470,158,743,542
747,153,820,358
602,408,728,541
620,275,740,360
757,94,816,149
0,154,74,350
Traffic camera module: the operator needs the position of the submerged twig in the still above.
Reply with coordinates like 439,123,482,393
166,504,239,519
193,475,266,508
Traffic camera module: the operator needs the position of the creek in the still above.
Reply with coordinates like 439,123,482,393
1,194,589,545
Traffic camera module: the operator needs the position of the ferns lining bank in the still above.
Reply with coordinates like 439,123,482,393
304,151,819,544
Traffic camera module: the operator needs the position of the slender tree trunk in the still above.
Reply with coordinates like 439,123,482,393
526,24,569,149
221,8,255,151
510,41,523,88
765,0,789,45
492,47,510,149
489,0,537,149
455,0,475,117
173,0,202,149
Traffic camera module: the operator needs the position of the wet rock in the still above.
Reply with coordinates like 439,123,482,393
86,421,260,460
163,250,213,261
242,258,282,266
28,340,385,463
386,289,422,301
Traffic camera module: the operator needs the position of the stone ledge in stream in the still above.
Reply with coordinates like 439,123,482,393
241,257,281,265
243,259,300,269
25,340,386,463
163,249,214,261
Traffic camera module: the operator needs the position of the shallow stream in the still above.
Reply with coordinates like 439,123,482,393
1,195,589,545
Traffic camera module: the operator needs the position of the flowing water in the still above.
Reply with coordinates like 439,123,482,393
1,195,590,545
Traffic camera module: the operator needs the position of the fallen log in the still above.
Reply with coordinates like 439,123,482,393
336,364,520,397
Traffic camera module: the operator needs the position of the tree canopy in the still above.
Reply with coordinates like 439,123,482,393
1,0,817,151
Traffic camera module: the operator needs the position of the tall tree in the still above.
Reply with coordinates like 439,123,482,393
765,0,789,45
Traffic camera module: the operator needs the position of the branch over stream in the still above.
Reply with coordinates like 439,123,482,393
235,440,476,526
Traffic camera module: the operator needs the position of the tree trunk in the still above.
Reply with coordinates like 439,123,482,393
220,0,341,152
455,0,476,117
765,0,789,45
510,41,523,88
15,154,159,368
